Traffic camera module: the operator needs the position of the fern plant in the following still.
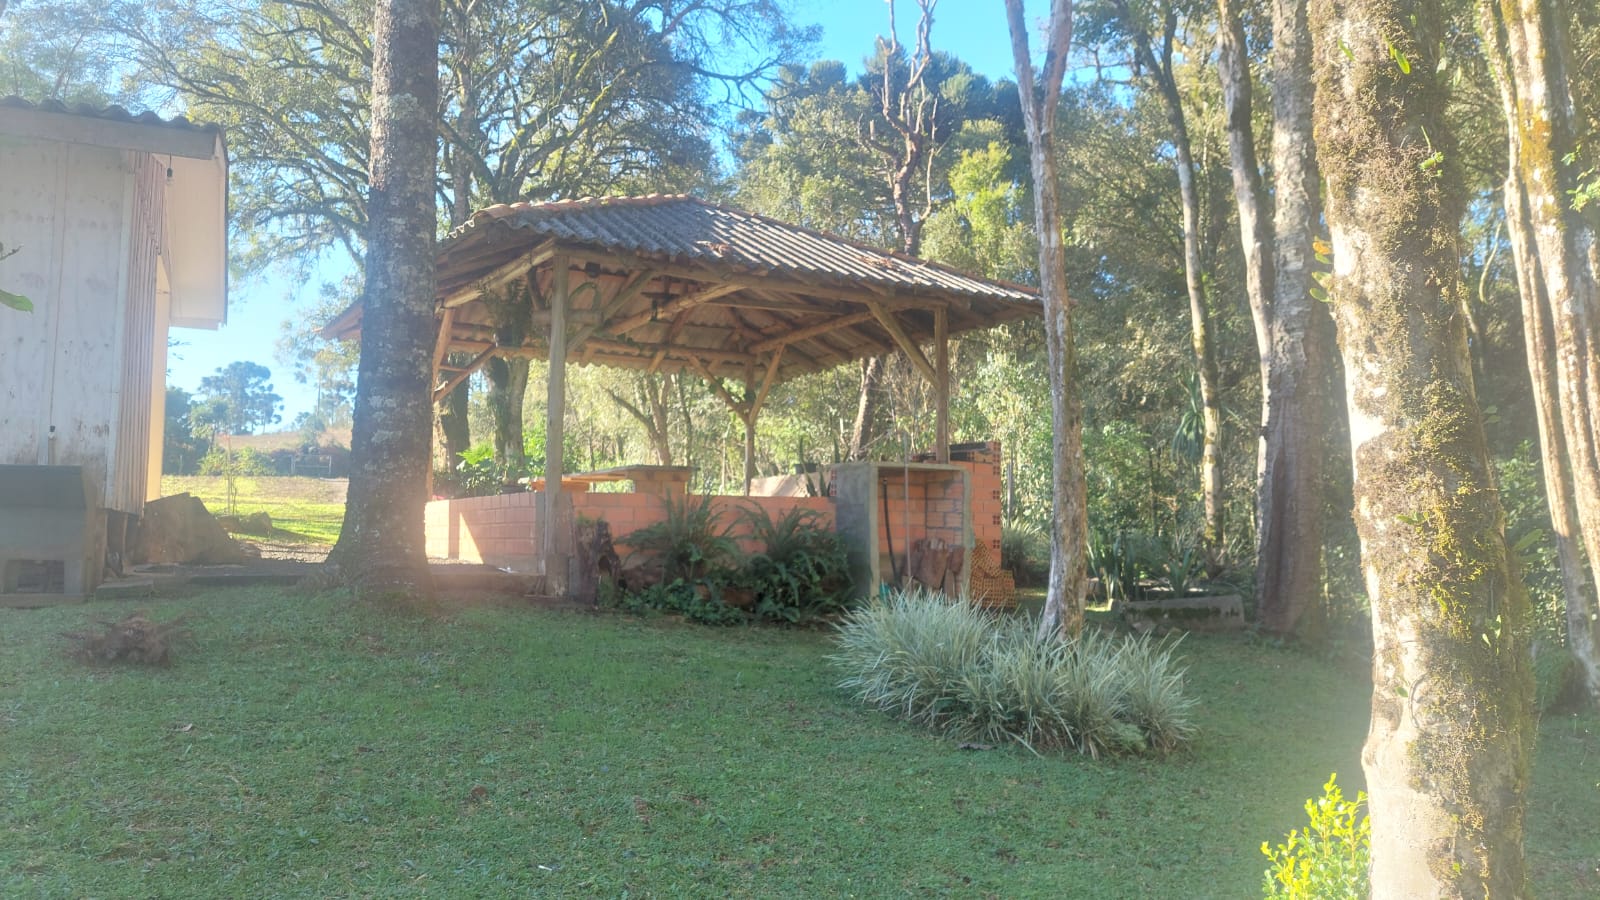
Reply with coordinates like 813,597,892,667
624,492,738,583
736,505,855,622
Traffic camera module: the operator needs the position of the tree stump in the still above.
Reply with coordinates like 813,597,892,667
572,518,620,605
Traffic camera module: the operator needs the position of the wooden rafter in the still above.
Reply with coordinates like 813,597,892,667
869,301,937,383
440,240,556,307
432,344,496,401
568,268,657,352
609,282,742,335
751,310,875,354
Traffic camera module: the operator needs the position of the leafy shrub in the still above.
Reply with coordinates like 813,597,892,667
1001,518,1049,586
1261,774,1370,899
1532,642,1580,712
198,446,275,476
1088,529,1158,602
611,578,745,626
624,493,738,584
831,588,1196,757
735,505,856,623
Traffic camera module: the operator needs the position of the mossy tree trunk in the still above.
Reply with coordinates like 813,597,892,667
485,355,530,482
1004,0,1089,639
1311,0,1535,893
333,0,440,599
1480,0,1600,704
1216,0,1341,635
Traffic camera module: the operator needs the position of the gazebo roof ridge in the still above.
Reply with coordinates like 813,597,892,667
441,193,1040,306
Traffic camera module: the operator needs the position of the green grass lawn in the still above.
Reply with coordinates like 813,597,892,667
160,476,346,546
3,591,1597,897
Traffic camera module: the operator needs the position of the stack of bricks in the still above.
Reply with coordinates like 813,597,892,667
950,441,1016,609
966,538,1016,609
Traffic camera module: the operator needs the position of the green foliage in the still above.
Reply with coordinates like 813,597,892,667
1495,444,1565,642
0,241,31,311
1000,518,1050,587
197,446,276,477
1261,774,1371,900
1532,644,1579,713
1089,529,1159,602
624,493,738,584
612,578,746,627
831,588,1197,757
734,506,855,623
161,387,213,475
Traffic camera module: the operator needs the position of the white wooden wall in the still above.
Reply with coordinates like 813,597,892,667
0,136,164,514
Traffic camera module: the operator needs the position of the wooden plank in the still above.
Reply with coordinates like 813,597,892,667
440,241,555,308
868,302,938,383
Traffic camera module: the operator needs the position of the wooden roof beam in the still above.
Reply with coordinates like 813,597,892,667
568,268,658,353
750,310,876,354
440,240,556,308
609,282,742,335
868,302,938,383
432,345,496,402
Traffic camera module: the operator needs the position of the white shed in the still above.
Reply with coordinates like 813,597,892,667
0,98,227,587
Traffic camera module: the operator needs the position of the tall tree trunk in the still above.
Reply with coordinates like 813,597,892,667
1122,4,1226,562
437,354,471,471
1005,0,1088,639
847,355,883,460
485,355,528,483
1312,0,1534,893
1216,0,1339,634
608,374,674,465
1481,0,1600,704
332,0,440,598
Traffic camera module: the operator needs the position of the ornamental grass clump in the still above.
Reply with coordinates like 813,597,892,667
831,588,1195,757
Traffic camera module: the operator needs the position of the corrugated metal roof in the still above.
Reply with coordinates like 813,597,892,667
0,96,223,136
450,195,1038,304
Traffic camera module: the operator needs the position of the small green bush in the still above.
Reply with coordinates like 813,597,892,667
735,505,856,623
612,578,745,627
1261,774,1370,899
831,588,1196,757
624,493,738,584
198,446,275,476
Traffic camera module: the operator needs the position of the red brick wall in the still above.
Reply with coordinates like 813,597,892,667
423,442,1005,570
952,442,1005,563
424,491,832,570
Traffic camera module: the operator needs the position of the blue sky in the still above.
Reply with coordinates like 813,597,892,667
167,0,1028,425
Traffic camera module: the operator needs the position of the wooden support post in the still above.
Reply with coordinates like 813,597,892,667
742,350,782,496
934,307,949,463
742,412,756,497
543,256,570,593
426,307,456,499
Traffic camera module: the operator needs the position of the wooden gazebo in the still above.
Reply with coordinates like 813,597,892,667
327,194,1039,587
